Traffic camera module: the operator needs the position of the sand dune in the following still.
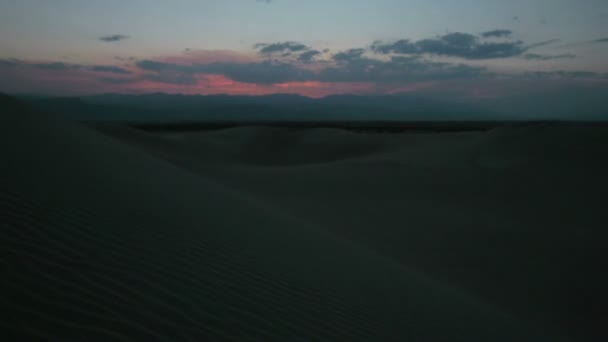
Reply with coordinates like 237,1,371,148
1,99,603,340
94,120,608,341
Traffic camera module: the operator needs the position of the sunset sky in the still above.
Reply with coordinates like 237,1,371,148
1,0,607,98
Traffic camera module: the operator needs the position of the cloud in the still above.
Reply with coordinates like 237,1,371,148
0,58,21,67
481,29,513,38
134,49,487,87
90,65,131,74
97,77,137,84
136,59,315,84
256,41,309,55
32,62,131,74
556,37,608,49
256,0,272,3
523,53,576,61
5,52,605,99
298,50,322,63
99,34,129,42
526,39,561,49
333,48,366,62
205,62,316,84
320,53,486,83
254,41,325,64
114,56,136,62
372,32,527,59
372,39,417,54
168,49,258,65
136,60,178,72
12,31,595,96
35,62,80,70
523,71,606,80
135,60,197,84
144,72,198,85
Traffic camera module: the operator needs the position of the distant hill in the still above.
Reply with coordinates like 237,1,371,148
6,90,608,122
12,93,494,122
472,87,608,121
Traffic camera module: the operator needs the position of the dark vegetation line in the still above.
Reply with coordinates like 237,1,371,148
124,120,607,134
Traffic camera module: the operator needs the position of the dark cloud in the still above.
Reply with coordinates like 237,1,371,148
257,41,309,55
90,65,131,74
256,0,272,3
372,39,417,54
556,38,608,49
333,48,366,62
320,52,485,83
523,53,576,61
298,50,321,63
135,60,197,84
255,41,324,64
134,52,485,86
32,61,131,74
523,71,605,80
8,31,595,92
481,29,513,38
136,60,181,72
204,62,315,84
372,32,527,59
0,58,21,67
526,39,561,49
114,56,137,62
98,77,137,84
35,62,80,70
130,31,597,87
136,60,315,84
99,34,129,42
144,73,198,85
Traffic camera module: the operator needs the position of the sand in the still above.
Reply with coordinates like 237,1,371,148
2,101,606,340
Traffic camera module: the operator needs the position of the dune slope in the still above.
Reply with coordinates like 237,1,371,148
0,100,562,340
94,120,608,341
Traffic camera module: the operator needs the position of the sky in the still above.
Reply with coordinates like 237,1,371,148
1,0,607,98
